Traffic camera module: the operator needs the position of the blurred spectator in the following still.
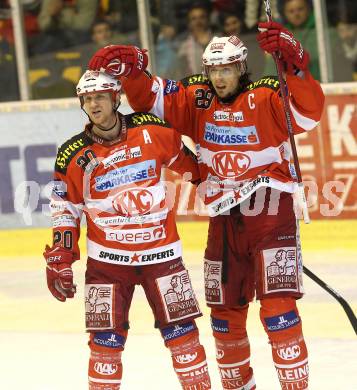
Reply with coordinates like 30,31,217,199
218,12,265,79
167,0,211,34
334,1,357,81
92,19,113,46
98,0,138,34
80,19,139,66
0,0,41,55
333,21,357,81
245,0,279,30
263,0,320,80
0,20,19,101
156,24,181,79
177,3,214,75
212,0,245,15
34,0,98,53
91,19,138,47
221,13,244,35
206,1,244,30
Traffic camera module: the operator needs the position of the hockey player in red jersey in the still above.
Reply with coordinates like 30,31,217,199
43,70,212,390
88,22,325,389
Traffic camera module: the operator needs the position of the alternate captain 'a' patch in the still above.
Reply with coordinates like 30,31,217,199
55,131,93,174
246,76,280,92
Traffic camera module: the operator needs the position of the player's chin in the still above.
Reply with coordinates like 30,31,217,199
90,114,105,125
89,113,101,122
216,90,230,99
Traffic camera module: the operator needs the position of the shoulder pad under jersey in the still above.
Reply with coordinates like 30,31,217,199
55,131,93,174
181,73,210,88
246,75,280,92
126,112,171,128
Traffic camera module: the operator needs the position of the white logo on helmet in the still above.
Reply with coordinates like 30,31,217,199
76,70,121,96
210,42,225,51
202,36,248,73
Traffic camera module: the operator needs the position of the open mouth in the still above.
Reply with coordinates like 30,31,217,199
215,86,226,94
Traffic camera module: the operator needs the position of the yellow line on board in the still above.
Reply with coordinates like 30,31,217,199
0,220,356,257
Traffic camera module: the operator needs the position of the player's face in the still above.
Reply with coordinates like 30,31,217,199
83,92,116,127
208,64,241,99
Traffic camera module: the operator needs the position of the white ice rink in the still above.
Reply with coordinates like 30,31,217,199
1,245,356,390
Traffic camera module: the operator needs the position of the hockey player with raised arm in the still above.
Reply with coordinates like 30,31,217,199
43,70,212,390
88,21,325,389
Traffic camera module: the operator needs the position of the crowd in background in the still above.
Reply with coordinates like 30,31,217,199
0,0,356,101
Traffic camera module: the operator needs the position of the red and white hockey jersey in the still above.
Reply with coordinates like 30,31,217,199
51,112,200,264
122,71,325,215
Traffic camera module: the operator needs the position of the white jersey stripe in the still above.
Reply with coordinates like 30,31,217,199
165,143,182,167
274,357,308,369
218,357,251,367
50,199,83,219
94,208,169,227
289,101,319,131
88,377,121,384
174,360,208,373
150,77,165,118
207,176,296,217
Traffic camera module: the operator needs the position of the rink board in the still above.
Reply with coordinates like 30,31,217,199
0,83,356,230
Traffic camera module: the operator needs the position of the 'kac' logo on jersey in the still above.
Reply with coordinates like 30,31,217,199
277,345,301,361
211,151,250,178
94,362,118,376
95,160,156,191
204,123,259,145
112,188,154,216
174,352,198,365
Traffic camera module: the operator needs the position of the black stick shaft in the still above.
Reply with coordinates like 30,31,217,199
303,266,357,335
263,0,310,223
264,0,356,336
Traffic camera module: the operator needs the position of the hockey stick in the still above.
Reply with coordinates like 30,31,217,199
263,0,357,335
303,265,357,335
263,0,310,224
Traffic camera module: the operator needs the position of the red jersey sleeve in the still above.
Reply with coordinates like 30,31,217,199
51,143,86,261
122,72,209,138
269,70,325,134
165,130,200,183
